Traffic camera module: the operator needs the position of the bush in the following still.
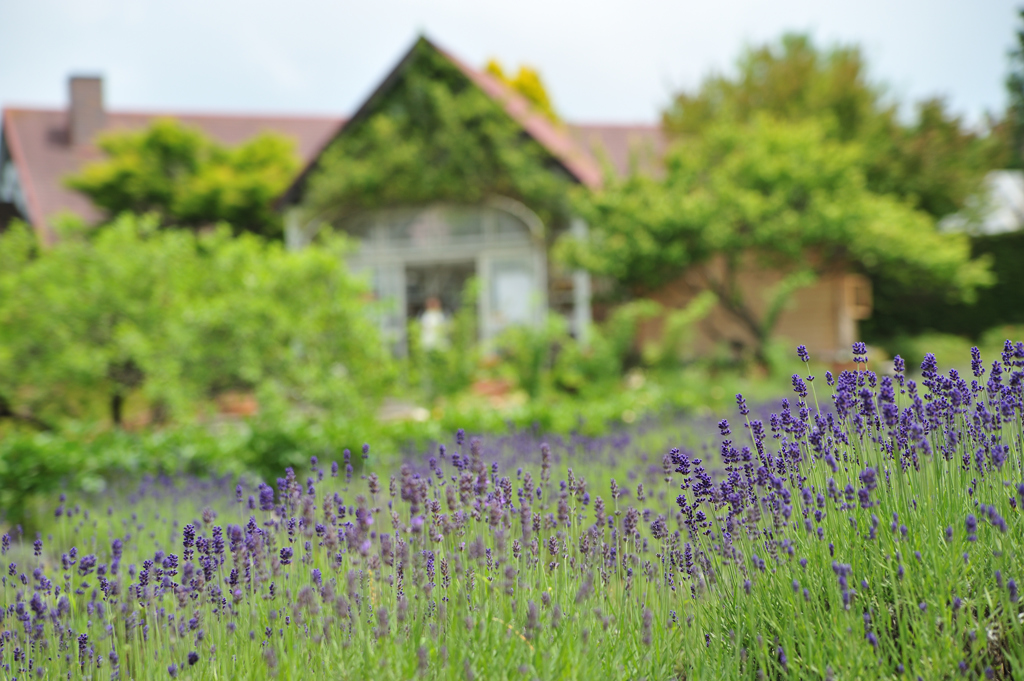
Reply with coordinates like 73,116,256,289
0,215,394,427
495,293,716,398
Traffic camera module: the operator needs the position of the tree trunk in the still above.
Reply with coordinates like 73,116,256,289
111,393,124,428
703,261,771,371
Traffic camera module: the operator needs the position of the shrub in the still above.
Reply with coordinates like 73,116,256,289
0,215,394,427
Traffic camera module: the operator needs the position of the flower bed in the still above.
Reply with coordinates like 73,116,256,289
2,342,1023,679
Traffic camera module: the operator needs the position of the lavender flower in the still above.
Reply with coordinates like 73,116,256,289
893,355,905,374
971,347,984,377
965,514,977,542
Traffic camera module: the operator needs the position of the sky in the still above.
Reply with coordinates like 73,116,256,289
0,0,1018,126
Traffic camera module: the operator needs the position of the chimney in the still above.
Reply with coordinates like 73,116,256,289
69,75,105,145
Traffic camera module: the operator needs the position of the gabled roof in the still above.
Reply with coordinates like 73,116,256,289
280,36,610,207
1,108,342,243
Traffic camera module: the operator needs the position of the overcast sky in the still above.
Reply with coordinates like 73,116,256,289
0,0,1018,125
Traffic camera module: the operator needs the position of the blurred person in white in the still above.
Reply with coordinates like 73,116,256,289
420,296,448,351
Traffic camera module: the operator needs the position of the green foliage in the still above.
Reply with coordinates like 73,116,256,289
0,218,38,270
872,97,1004,219
637,291,719,367
0,426,244,527
66,118,299,237
303,39,572,230
563,116,993,362
551,296,718,394
493,316,569,399
484,59,560,122
551,323,634,395
663,33,1002,219
595,300,663,366
665,34,880,143
0,214,393,427
489,292,717,398
864,230,1024,343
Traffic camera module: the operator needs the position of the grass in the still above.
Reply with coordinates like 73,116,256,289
2,342,1023,679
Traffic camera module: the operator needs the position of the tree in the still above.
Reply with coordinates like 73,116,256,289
484,59,560,122
302,39,572,231
663,34,1002,219
561,116,993,365
66,119,299,237
0,215,393,428
1005,8,1024,168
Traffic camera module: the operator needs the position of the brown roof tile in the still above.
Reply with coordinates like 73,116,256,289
567,123,667,179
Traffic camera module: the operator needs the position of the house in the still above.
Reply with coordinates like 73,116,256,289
276,37,644,352
1,36,871,363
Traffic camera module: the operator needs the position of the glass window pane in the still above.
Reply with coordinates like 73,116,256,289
496,212,529,237
490,258,535,327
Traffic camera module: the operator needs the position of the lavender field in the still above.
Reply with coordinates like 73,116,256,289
2,342,1023,680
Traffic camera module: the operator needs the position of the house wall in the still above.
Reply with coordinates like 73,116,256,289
637,255,871,363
